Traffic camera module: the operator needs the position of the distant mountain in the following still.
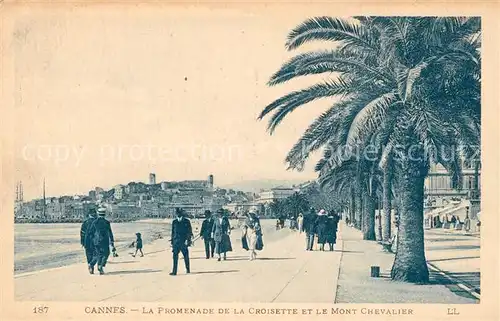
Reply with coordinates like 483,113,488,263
220,179,314,193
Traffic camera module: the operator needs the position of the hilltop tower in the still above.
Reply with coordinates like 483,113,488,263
208,174,214,190
149,173,156,185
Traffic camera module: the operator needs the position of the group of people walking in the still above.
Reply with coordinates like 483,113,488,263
80,208,115,275
80,205,336,276
169,208,265,275
81,206,266,276
301,208,340,251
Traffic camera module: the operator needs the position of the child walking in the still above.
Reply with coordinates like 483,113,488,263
132,232,144,257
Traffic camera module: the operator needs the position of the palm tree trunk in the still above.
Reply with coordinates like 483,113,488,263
473,161,480,198
382,169,392,241
355,182,363,230
391,146,429,283
350,187,356,224
362,191,376,240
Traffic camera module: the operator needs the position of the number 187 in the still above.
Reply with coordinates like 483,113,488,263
33,306,49,314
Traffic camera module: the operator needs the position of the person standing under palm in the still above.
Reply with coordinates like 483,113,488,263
315,209,328,251
303,208,317,251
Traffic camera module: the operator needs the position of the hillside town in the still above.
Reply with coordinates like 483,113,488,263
13,173,315,223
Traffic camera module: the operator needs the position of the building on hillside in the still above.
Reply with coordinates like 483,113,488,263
114,185,125,200
257,187,296,204
224,202,263,216
110,202,139,220
149,173,156,185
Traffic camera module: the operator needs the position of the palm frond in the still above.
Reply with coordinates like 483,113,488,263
286,16,377,51
261,79,363,134
346,92,400,146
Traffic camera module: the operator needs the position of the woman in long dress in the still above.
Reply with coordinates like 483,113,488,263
242,212,262,261
325,212,339,251
211,209,231,261
315,209,329,251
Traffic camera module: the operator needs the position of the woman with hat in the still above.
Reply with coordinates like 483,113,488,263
242,212,262,261
211,209,232,261
315,209,329,251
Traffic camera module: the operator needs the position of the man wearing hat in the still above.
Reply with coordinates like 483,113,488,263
303,207,318,251
200,210,215,259
86,207,115,275
80,208,98,274
170,208,193,276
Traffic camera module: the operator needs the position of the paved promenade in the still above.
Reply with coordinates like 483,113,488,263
15,221,478,303
425,228,480,293
15,222,342,302
335,224,478,303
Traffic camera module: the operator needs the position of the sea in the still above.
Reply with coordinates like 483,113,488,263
14,218,281,275
13,219,193,275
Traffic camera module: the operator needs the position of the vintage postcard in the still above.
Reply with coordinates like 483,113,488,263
1,0,498,320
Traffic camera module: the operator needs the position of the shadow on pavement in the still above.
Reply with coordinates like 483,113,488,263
189,270,239,275
106,269,163,275
107,261,137,264
429,256,479,262
256,257,295,261
426,245,480,251
426,238,474,243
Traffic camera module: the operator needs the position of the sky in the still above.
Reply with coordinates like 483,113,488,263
9,6,336,200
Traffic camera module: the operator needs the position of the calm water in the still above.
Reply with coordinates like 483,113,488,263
14,220,189,274
14,219,282,274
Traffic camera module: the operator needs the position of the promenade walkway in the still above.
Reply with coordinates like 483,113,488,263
15,222,342,302
15,221,478,303
335,224,478,303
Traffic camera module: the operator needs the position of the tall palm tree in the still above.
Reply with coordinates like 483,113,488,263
259,16,480,283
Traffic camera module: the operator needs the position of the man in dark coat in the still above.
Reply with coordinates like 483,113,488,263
85,207,115,275
200,210,215,259
303,207,317,251
170,208,193,275
80,208,97,274
211,209,232,261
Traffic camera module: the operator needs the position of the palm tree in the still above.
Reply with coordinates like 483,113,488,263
318,155,378,240
259,16,480,283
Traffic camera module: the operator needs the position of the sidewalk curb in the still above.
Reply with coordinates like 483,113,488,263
333,225,346,304
427,262,480,300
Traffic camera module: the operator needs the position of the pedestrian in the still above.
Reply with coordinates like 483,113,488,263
85,207,115,275
297,213,304,234
303,207,317,251
200,210,215,259
242,212,262,261
132,232,144,257
315,209,328,251
211,209,231,261
325,211,339,251
170,208,193,276
80,208,97,274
